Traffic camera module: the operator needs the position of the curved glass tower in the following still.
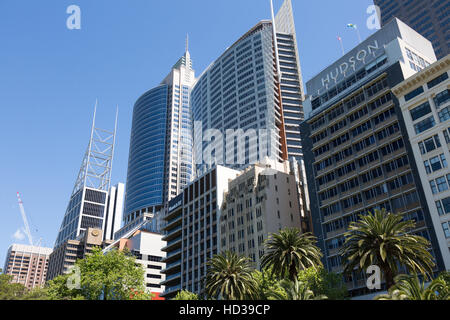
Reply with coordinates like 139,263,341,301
124,48,195,225
125,85,168,216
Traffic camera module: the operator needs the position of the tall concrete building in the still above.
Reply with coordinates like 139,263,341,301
3,244,52,290
161,160,307,298
160,166,240,298
373,0,449,59
192,0,305,175
123,46,195,230
393,54,450,269
219,161,304,269
300,18,446,296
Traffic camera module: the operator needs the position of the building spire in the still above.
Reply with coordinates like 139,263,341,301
185,33,189,53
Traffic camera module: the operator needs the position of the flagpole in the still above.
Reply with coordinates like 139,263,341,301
347,24,362,44
355,26,362,43
338,37,345,56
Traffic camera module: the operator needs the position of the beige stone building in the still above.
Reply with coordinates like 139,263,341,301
220,160,304,269
393,54,450,270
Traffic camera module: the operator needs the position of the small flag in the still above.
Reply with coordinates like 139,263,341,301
337,36,342,41
347,24,357,29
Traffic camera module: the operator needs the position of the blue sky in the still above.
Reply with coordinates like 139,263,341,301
0,0,375,265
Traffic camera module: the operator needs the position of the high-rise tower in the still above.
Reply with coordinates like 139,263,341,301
54,105,120,248
191,0,305,175
123,45,196,227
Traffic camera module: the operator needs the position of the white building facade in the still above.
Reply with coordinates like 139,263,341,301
393,55,450,270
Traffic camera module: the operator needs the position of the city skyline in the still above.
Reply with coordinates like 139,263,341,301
0,0,376,267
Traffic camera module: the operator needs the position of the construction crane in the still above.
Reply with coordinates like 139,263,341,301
16,192,33,245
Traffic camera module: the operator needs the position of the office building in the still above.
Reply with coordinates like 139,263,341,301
54,108,121,248
392,54,450,269
300,18,446,296
159,194,183,299
47,228,113,281
219,160,304,269
192,0,305,175
104,183,125,241
3,244,52,290
123,45,195,228
160,166,240,298
104,227,166,298
374,0,450,59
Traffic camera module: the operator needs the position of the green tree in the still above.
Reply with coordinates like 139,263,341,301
172,290,199,300
0,271,26,300
251,268,286,300
297,267,348,300
43,247,148,300
375,273,450,300
340,209,435,289
267,279,327,300
77,247,147,300
261,229,323,281
45,273,85,300
205,251,258,300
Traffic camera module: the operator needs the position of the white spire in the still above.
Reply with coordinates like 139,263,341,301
186,33,189,53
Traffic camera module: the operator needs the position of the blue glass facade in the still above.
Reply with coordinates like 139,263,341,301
124,85,168,215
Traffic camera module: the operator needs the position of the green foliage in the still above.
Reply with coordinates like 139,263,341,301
251,268,285,300
261,229,323,281
375,273,450,300
267,279,327,300
340,209,435,289
297,267,348,300
205,251,258,300
0,273,27,300
1,248,148,300
76,247,147,300
45,274,85,300
43,247,148,300
172,290,199,300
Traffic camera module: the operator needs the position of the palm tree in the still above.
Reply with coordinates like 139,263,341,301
261,228,323,281
205,251,258,300
375,273,449,300
340,209,435,289
268,279,327,300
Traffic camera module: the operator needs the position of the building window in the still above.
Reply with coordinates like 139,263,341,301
414,116,436,134
435,176,450,193
424,160,431,174
442,222,450,239
444,129,450,144
419,135,441,154
434,89,450,108
410,101,431,121
427,72,448,89
405,86,424,102
438,106,450,122
436,197,450,216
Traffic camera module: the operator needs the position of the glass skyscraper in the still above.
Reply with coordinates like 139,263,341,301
124,48,195,225
374,0,449,59
191,0,305,174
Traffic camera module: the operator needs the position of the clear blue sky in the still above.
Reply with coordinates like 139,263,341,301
0,0,375,265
